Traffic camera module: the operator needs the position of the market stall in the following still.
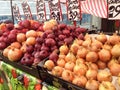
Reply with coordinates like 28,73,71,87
0,0,120,90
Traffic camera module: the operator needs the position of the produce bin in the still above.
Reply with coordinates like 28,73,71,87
37,60,86,90
0,61,42,90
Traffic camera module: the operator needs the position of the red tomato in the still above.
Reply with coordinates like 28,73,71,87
35,84,42,90
24,75,29,88
11,69,17,78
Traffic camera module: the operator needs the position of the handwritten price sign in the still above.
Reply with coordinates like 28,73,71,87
48,0,62,21
36,0,46,21
108,0,120,19
22,1,33,20
66,0,81,21
12,4,21,22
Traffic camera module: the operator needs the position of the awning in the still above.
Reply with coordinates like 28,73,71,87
81,0,108,18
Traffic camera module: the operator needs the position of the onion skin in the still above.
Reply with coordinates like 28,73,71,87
65,51,76,62
44,60,55,71
97,70,112,82
70,43,80,55
103,44,112,51
109,63,120,76
108,34,120,45
57,59,66,67
86,68,98,80
96,33,107,44
76,58,85,64
84,33,91,40
85,80,99,90
77,47,88,59
73,63,88,76
91,39,103,49
82,38,91,47
107,59,118,68
72,76,87,88
98,49,111,62
86,51,98,62
97,60,107,70
87,62,98,71
62,70,74,82
52,66,63,77
99,81,116,90
8,48,23,61
59,44,69,55
111,44,120,58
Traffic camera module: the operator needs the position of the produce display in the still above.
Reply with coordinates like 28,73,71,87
2,19,120,90
43,33,120,90
0,61,42,90
0,19,86,66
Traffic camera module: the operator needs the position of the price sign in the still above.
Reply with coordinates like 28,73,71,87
66,0,81,21
12,4,21,22
22,1,33,20
108,0,120,19
36,0,46,21
48,0,62,21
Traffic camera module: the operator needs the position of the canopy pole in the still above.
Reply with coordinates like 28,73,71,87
10,0,14,24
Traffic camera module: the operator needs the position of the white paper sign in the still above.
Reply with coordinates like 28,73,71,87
108,0,120,19
48,0,62,21
36,0,46,21
12,4,21,22
67,0,81,21
22,1,33,20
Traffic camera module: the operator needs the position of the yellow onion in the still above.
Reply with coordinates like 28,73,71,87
97,70,112,82
82,38,91,47
70,42,80,55
86,51,98,62
73,63,88,76
85,79,99,90
72,76,87,88
65,51,76,62
108,33,120,45
97,60,107,70
86,62,98,71
109,62,120,76
102,43,112,51
98,49,111,62
84,33,91,40
77,47,88,59
111,44,120,58
96,33,107,44
91,39,103,49
73,39,83,46
59,44,69,55
99,81,116,90
86,68,98,80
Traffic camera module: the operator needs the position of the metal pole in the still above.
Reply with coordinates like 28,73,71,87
10,0,14,24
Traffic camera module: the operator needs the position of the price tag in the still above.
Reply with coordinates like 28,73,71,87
22,1,33,20
67,84,76,90
66,0,81,21
36,0,46,21
108,0,120,19
12,4,21,22
52,78,62,88
48,0,62,21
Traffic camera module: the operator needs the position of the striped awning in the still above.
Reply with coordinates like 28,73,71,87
81,0,108,18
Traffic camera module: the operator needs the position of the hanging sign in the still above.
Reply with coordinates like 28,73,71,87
22,1,33,20
12,4,21,22
48,0,62,21
108,0,120,19
36,0,46,21
66,0,81,21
